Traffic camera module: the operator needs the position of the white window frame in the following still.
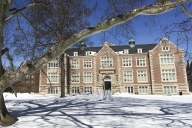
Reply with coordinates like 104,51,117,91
71,87,80,94
85,51,92,55
48,86,58,94
101,57,113,67
139,86,148,94
137,48,142,53
71,72,80,83
162,46,170,51
84,87,92,93
160,54,174,64
136,57,146,67
163,86,177,95
125,87,133,94
83,72,92,83
124,49,129,54
47,60,58,68
161,69,176,82
122,58,132,67
83,59,92,68
137,70,148,82
123,71,133,82
74,52,78,56
47,72,59,83
71,60,79,69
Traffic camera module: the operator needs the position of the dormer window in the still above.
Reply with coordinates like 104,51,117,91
124,49,129,54
85,51,92,55
137,48,142,53
162,46,169,51
74,52,78,56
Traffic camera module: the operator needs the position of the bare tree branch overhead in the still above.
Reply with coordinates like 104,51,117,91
0,0,192,126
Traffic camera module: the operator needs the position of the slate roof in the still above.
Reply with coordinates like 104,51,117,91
65,44,157,56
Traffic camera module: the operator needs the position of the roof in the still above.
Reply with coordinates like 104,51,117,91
65,43,157,56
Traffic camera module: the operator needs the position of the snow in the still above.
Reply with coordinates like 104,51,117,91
2,92,192,128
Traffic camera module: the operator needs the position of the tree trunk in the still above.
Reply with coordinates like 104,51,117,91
0,94,18,126
60,53,65,98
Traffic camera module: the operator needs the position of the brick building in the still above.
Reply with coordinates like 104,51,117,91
14,61,40,93
186,61,192,92
39,38,189,95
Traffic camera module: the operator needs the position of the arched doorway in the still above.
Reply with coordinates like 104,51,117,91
103,75,111,90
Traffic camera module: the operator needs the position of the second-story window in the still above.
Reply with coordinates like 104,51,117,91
71,60,79,69
71,72,80,83
47,72,58,83
48,60,58,68
160,54,174,64
122,58,132,67
136,57,146,66
84,60,92,68
101,57,113,67
83,72,92,83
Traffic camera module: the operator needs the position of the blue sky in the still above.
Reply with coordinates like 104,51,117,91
86,1,192,61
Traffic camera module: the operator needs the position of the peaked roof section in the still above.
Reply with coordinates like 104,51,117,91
65,43,157,56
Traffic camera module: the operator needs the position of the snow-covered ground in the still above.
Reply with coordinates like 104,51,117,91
3,92,192,128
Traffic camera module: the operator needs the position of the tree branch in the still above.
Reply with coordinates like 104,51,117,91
0,0,189,91
179,3,192,17
5,49,14,72
5,1,50,23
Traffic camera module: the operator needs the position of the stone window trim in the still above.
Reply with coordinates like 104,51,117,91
71,60,80,69
101,56,113,68
122,57,132,67
83,72,92,83
71,72,80,83
137,70,148,82
47,72,59,83
83,59,92,68
123,70,133,83
161,68,177,82
162,45,170,51
47,60,59,68
136,57,146,67
138,86,148,94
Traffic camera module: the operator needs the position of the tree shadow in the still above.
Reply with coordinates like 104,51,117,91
5,94,192,128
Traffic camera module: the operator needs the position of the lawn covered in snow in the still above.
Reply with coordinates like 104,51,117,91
3,92,192,128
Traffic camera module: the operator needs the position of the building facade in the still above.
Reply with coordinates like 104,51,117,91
186,61,192,92
14,61,40,93
39,38,190,95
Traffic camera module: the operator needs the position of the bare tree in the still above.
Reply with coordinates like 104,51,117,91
0,0,192,126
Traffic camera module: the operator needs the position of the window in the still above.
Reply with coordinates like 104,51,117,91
31,75,35,79
71,72,80,83
163,86,177,95
71,60,79,69
137,48,142,53
162,46,169,51
161,69,176,81
84,60,92,68
160,54,174,64
125,87,133,94
25,75,30,79
139,86,148,94
48,60,58,68
47,72,58,83
71,87,79,94
74,52,78,56
122,58,132,67
48,86,58,94
136,57,146,66
85,51,92,55
31,80,35,84
84,87,92,93
101,57,113,67
124,49,129,54
137,70,147,82
123,71,133,82
84,72,92,83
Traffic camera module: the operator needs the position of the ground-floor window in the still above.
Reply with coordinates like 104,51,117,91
71,87,79,94
48,86,58,94
84,87,92,94
125,87,133,94
163,86,177,95
139,86,148,94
